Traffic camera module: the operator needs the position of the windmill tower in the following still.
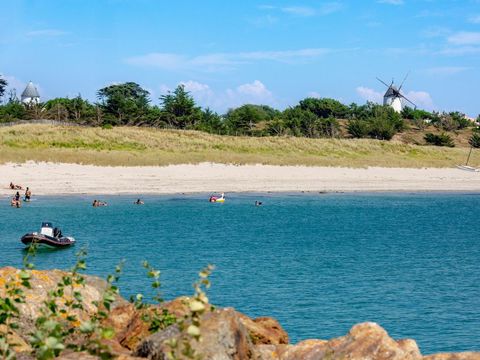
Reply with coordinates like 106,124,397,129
376,74,416,113
21,81,40,104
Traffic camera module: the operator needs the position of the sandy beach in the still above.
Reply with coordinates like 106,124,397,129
0,162,479,195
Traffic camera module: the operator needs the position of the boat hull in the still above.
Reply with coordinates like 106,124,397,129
21,233,75,248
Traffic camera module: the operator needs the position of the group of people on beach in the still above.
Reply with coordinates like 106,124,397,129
8,183,32,208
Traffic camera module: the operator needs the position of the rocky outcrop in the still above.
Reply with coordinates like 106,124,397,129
424,354,480,360
1,267,479,360
135,308,256,360
266,322,422,360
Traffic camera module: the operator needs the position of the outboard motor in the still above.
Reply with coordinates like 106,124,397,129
40,222,54,237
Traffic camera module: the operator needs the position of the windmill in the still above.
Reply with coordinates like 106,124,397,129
376,73,416,113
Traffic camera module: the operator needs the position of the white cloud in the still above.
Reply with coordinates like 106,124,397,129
281,6,316,17
181,80,211,93
159,80,276,112
260,3,343,17
1,75,25,93
251,14,278,27
356,86,434,110
237,80,273,99
447,32,480,45
318,2,344,15
425,66,470,75
356,86,383,104
377,0,404,5
126,48,332,72
405,91,434,110
159,84,171,95
438,46,480,56
308,91,322,98
0,75,45,100
421,26,451,38
468,15,480,24
258,5,276,10
26,29,68,37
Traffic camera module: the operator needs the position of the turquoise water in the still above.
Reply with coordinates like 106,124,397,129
1,193,479,354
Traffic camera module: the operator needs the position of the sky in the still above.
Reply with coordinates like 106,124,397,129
1,0,479,116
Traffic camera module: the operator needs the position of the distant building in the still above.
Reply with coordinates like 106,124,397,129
21,81,40,104
383,85,403,113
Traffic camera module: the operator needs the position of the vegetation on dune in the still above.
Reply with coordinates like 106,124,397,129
0,75,479,167
424,133,455,148
1,76,478,141
0,124,478,168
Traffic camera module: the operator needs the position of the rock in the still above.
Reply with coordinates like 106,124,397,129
135,308,257,360
102,303,148,350
255,344,289,360
0,266,129,358
424,353,480,360
108,297,197,350
0,267,127,335
135,325,181,359
0,325,32,353
238,314,289,345
276,339,329,360
2,267,480,360
279,322,422,360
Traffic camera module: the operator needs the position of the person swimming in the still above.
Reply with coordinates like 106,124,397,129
10,197,21,208
92,200,107,207
255,201,263,206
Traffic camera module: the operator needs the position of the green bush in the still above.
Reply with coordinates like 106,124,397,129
469,132,480,148
424,133,455,147
368,116,396,140
347,119,370,138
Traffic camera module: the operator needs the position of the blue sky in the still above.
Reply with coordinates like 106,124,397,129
1,0,480,116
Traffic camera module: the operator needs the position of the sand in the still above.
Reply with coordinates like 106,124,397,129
0,162,479,196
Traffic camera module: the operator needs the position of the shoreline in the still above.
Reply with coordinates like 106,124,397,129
1,162,479,196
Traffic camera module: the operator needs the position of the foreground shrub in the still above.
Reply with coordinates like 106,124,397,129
0,246,214,360
424,133,455,147
347,119,370,138
469,132,480,148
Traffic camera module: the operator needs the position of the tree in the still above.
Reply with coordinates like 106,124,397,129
279,106,340,138
97,82,150,125
347,119,370,138
298,97,349,119
44,98,69,120
347,105,404,140
195,108,225,134
159,85,202,129
469,131,480,148
0,101,27,122
70,95,96,122
224,104,277,136
0,76,7,100
424,133,455,147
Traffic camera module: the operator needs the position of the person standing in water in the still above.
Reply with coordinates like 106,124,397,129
25,187,32,201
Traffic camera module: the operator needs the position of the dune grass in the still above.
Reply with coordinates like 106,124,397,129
0,124,477,168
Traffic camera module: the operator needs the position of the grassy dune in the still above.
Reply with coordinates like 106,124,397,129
0,124,477,168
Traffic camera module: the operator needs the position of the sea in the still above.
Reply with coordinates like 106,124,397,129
1,192,479,354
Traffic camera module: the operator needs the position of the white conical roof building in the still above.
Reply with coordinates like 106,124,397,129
21,81,40,104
